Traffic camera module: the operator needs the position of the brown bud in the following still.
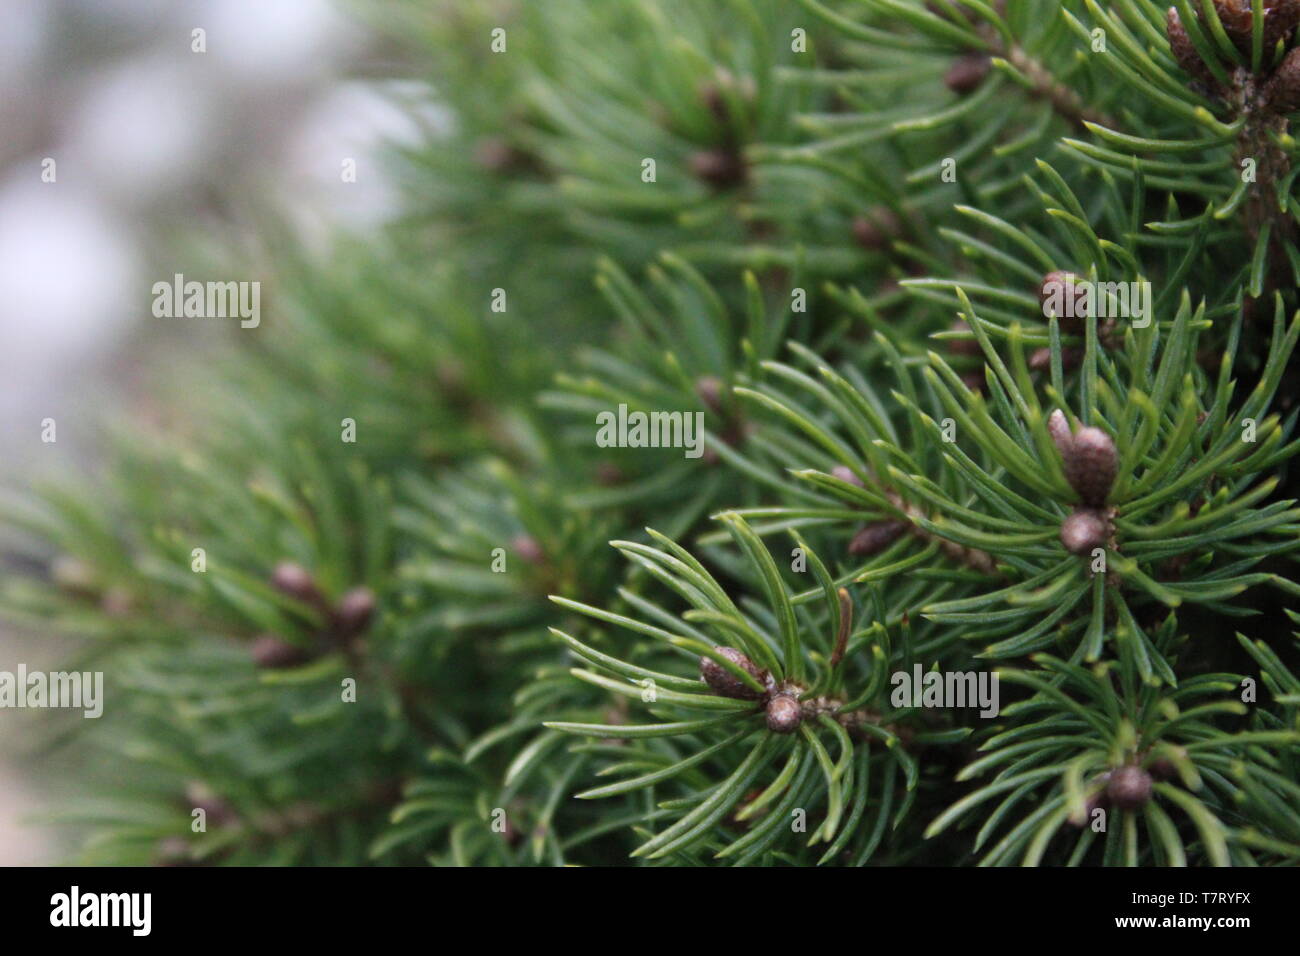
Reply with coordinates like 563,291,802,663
511,534,545,565
945,53,991,95
1213,0,1254,45
334,587,376,638
702,82,733,122
155,836,196,867
695,376,726,415
849,520,909,556
1212,0,1300,54
852,207,902,251
1268,0,1300,49
101,587,134,618
699,73,755,127
251,634,309,669
963,546,998,575
1062,426,1118,507
185,782,236,826
1148,756,1178,781
1029,346,1082,372
765,693,803,734
494,804,524,846
690,148,747,189
1060,509,1109,555
831,465,865,487
1264,46,1300,112
1039,271,1087,335
700,647,768,700
1106,764,1153,810
699,82,732,127
270,562,322,605
1166,8,1219,88
720,419,750,450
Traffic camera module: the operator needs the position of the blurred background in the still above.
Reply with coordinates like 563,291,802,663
0,0,428,864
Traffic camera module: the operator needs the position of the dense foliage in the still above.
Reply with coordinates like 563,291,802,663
3,0,1300,866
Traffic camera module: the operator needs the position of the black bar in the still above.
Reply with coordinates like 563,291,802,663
0,866,1287,942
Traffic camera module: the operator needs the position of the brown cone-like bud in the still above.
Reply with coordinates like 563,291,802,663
185,782,236,826
699,647,767,700
101,587,134,617
1029,346,1082,372
1039,270,1088,335
765,693,803,734
699,73,755,127
1211,0,1300,54
695,376,726,415
499,813,522,846
690,148,747,189
1106,764,1154,810
1166,8,1219,88
831,465,865,487
945,53,991,95
270,562,322,604
1060,509,1109,555
251,634,309,669
1213,0,1254,44
1269,0,1300,49
1264,46,1300,112
511,534,545,565
335,587,376,638
1062,426,1118,507
699,82,735,128
849,520,909,556
1234,0,1298,49
155,836,196,867
1148,756,1178,781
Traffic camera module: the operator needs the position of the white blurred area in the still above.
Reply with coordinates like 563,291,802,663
0,0,431,864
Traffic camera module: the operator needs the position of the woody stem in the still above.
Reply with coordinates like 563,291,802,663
1233,70,1296,301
